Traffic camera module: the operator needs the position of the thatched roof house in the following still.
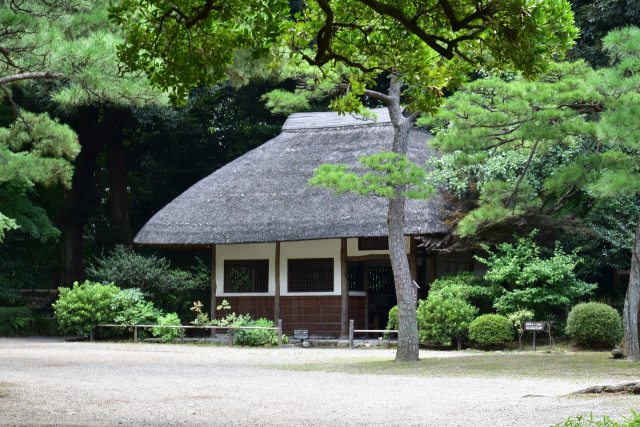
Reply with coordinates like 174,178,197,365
135,108,449,246
135,109,474,338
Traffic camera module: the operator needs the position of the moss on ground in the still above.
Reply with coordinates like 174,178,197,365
275,351,640,380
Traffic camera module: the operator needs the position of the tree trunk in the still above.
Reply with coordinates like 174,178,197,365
107,133,133,245
59,108,127,285
60,108,106,285
386,77,420,362
623,220,640,360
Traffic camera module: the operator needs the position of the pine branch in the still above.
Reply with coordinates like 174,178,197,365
0,71,64,85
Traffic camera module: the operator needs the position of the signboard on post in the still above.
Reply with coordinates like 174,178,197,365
524,321,547,350
524,321,546,332
293,329,309,340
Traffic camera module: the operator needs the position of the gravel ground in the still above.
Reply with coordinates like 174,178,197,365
0,338,638,426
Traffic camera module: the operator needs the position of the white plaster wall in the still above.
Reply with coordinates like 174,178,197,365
280,239,341,296
216,237,415,297
346,237,410,257
216,242,276,297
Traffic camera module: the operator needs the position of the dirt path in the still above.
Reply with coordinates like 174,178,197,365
0,338,637,426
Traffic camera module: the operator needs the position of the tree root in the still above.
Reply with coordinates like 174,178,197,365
571,382,640,395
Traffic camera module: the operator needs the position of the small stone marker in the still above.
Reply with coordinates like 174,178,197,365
524,321,547,350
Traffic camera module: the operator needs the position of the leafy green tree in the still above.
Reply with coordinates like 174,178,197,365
475,233,596,318
112,0,577,361
570,0,640,66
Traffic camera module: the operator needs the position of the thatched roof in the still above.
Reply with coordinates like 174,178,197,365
134,108,450,246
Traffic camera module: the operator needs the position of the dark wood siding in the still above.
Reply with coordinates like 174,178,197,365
348,295,366,330
223,297,274,321
222,295,344,336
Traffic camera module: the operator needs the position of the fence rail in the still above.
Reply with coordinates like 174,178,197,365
348,319,398,348
92,319,283,347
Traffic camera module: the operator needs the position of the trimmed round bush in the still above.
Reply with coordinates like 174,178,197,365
565,302,623,349
53,281,121,337
469,314,513,347
417,294,477,347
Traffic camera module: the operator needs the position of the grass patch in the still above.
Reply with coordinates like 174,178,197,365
0,382,12,398
275,351,640,380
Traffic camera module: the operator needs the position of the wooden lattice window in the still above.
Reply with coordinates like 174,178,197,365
348,262,364,291
287,258,334,292
358,237,388,251
224,260,269,293
444,259,474,275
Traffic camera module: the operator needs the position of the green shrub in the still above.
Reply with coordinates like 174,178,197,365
87,246,209,315
507,309,535,346
565,302,623,349
429,272,497,312
469,314,513,347
386,305,398,330
52,281,121,337
0,306,34,335
111,288,161,325
0,286,24,307
417,294,477,348
233,317,279,346
152,312,183,342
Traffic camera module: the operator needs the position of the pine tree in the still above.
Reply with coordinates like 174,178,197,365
429,26,640,359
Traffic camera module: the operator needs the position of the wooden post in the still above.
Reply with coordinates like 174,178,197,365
89,328,94,342
210,245,217,320
277,319,283,347
427,254,437,284
409,237,418,282
349,319,354,349
363,261,370,331
133,326,138,342
340,238,349,339
274,242,281,323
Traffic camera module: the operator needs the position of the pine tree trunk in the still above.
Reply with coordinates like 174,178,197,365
386,77,419,362
623,220,640,361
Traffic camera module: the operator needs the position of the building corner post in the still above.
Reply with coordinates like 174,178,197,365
340,238,349,339
274,242,281,323
210,245,217,320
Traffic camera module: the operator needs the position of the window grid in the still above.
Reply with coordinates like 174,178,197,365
224,260,269,293
288,258,334,292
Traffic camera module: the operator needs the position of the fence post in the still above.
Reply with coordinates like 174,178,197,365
133,326,138,342
228,328,233,346
349,319,354,349
89,328,94,342
277,319,283,347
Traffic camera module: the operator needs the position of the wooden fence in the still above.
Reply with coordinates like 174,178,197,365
348,319,398,348
91,319,283,347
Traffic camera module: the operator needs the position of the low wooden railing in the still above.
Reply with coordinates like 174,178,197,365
91,319,283,347
348,319,398,348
